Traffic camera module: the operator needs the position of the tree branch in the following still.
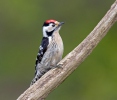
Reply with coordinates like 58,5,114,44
17,0,117,100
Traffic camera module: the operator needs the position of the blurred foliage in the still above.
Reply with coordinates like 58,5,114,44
0,0,117,100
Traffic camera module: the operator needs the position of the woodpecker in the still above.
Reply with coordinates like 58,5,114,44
30,19,64,85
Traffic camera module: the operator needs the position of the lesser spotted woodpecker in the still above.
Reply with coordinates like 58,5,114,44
30,19,64,85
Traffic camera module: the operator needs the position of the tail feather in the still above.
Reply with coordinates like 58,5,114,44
30,71,43,86
30,67,51,86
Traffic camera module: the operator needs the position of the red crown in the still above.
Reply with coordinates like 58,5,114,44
45,19,56,23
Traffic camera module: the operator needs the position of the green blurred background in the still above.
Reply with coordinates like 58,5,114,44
0,0,117,100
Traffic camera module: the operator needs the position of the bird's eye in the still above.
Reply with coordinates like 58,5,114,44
52,24,55,27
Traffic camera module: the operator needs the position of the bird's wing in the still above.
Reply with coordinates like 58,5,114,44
35,37,49,65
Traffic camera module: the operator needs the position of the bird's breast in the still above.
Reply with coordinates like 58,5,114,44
41,32,64,67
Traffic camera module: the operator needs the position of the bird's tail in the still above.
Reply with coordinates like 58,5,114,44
30,72,43,86
30,67,51,86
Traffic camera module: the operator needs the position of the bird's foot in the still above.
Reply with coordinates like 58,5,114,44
56,64,63,69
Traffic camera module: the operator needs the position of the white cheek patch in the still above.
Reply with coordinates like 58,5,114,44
43,24,55,37
48,26,53,32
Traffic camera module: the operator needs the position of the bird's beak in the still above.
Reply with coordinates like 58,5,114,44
55,21,64,31
58,22,64,26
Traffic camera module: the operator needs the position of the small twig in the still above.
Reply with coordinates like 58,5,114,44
17,0,117,100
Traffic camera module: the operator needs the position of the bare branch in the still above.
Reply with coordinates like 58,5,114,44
17,0,117,100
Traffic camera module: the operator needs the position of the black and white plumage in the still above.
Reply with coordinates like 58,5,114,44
30,19,64,85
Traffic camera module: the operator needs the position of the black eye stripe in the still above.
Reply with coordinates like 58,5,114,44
52,24,55,27
43,22,55,27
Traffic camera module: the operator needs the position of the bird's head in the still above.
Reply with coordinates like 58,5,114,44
42,19,64,37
